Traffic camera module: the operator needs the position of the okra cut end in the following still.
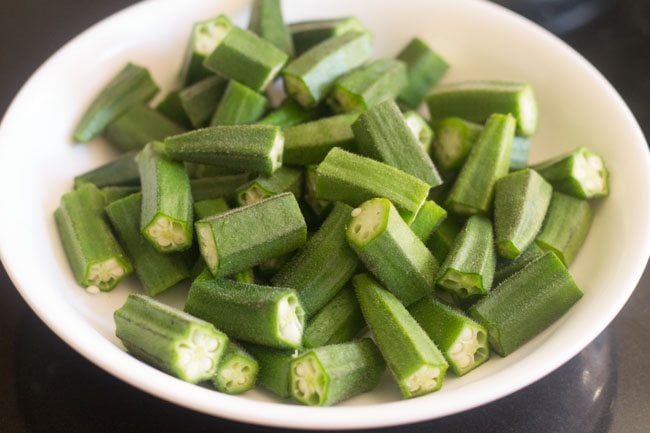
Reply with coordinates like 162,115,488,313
291,353,329,406
276,293,306,348
346,198,390,248
516,84,538,137
446,325,489,376
401,364,445,398
566,147,609,198
143,214,192,252
214,351,259,394
172,327,226,383
84,257,131,292
438,268,486,300
284,74,315,107
196,222,218,273
193,15,232,56
496,239,522,261
237,185,271,206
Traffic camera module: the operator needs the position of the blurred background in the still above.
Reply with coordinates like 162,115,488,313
1,1,648,432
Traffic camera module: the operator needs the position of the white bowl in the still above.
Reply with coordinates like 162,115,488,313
0,0,648,429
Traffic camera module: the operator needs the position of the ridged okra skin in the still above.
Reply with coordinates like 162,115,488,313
314,148,430,223
243,344,299,398
195,192,307,277
290,339,386,406
404,111,434,153
101,186,140,205
156,90,193,129
409,200,448,243
469,252,583,356
213,343,259,394
493,242,545,287
73,151,140,188
347,198,438,306
535,192,593,266
446,113,515,216
303,165,332,217
426,217,462,264
106,193,190,296
185,273,306,349
353,274,448,398
259,98,320,127
426,81,539,137
272,202,360,317
235,166,303,206
210,80,268,126
178,76,229,128
190,173,251,202
248,0,294,56
55,184,132,291
73,63,159,143
180,15,233,86
409,297,490,376
431,117,483,173
397,37,449,109
164,125,284,176
289,17,367,56
114,294,228,383
203,26,289,92
136,143,193,253
283,31,373,107
352,99,442,187
193,198,230,220
494,169,553,260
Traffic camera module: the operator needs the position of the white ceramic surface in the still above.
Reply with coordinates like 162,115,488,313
1,0,649,429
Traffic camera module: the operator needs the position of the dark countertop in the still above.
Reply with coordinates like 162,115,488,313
1,1,649,432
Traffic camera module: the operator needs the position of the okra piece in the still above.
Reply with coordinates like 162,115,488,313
243,344,299,398
353,99,442,187
179,76,228,128
101,186,140,204
180,15,233,86
283,113,359,165
446,113,515,215
283,31,373,107
233,268,256,284
426,217,462,264
104,104,186,152
185,162,246,179
114,294,228,383
185,273,305,348
155,90,193,129
213,343,259,394
494,169,552,260
314,148,430,222
510,136,530,170
210,80,268,126
136,143,193,252
203,26,289,92
404,110,434,153
397,38,449,109
469,252,583,356
259,98,320,127
257,252,293,279
426,81,538,137
193,197,230,220
164,125,284,176
437,215,496,301
353,274,448,398
195,192,307,277
347,198,438,306
235,166,303,206
303,165,331,217
493,242,545,286
409,200,447,243
249,0,294,56
106,193,189,296
73,63,159,143
431,117,483,172
328,59,408,112
290,339,385,406
190,173,251,202
289,17,367,56
533,147,609,199
73,152,140,188
303,284,365,348
535,192,593,266
272,202,360,316
55,183,132,292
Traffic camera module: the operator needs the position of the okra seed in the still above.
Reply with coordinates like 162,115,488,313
405,365,440,394
450,342,463,355
457,354,472,369
460,327,474,342
85,285,100,294
587,154,604,171
351,208,362,217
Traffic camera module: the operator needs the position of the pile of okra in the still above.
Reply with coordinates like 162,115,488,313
57,0,610,405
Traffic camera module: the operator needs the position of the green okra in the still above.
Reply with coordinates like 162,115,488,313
347,198,438,306
249,0,294,56
314,148,430,223
397,37,449,109
155,90,193,129
404,110,434,153
259,98,320,127
290,339,385,406
409,297,489,376
213,343,259,394
55,183,132,292
195,192,307,277
106,193,189,296
431,117,483,172
446,113,515,216
73,152,140,188
136,143,193,252
437,215,496,301
303,165,331,217
289,17,367,56
283,113,359,165
235,166,303,206
114,294,228,383
493,242,545,286
353,274,448,398
303,284,365,348
283,31,373,107
164,124,284,176
193,197,230,220
426,217,462,264
469,252,583,356
494,169,552,260
190,173,251,202
257,252,293,278
185,272,305,349
409,200,447,243
178,76,228,128
510,136,530,171
104,104,186,152
184,162,246,179
533,147,609,199
180,15,233,86
272,202,360,316
73,63,159,143
101,186,140,205
535,192,593,266
203,26,289,92
328,59,408,113
233,268,256,284
426,81,538,137
243,344,299,398
210,80,268,126
353,99,442,187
